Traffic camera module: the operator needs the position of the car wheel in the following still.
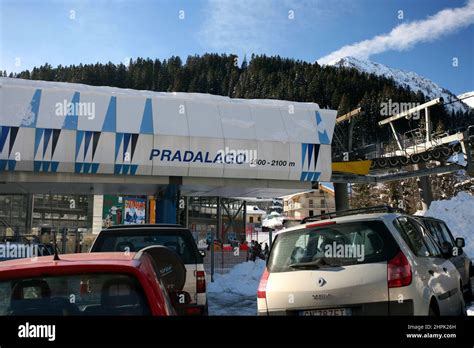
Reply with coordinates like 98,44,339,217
429,300,439,316
465,278,473,303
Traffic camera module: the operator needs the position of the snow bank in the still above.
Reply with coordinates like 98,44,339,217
422,192,474,257
262,214,284,228
207,259,266,315
208,259,266,297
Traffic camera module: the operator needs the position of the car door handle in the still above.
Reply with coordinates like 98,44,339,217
428,270,435,276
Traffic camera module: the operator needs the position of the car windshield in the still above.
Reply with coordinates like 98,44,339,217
93,230,197,264
0,273,150,316
268,220,397,273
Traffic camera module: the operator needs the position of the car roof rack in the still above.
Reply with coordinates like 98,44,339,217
106,223,184,230
300,205,406,224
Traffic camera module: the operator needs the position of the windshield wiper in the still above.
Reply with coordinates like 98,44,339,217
289,257,342,269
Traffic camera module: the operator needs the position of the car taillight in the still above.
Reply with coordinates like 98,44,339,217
388,251,412,288
257,268,269,299
196,271,206,293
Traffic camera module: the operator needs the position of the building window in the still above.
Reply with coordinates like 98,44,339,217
309,199,313,207
309,210,314,217
321,198,325,205
321,210,326,215
249,216,254,223
257,217,261,222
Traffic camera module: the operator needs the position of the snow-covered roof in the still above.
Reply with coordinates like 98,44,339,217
0,77,336,184
246,205,266,215
1,77,321,109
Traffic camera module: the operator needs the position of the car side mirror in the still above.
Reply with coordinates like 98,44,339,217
456,238,465,248
199,250,206,258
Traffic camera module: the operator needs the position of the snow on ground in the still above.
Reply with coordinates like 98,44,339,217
207,259,266,315
420,191,474,258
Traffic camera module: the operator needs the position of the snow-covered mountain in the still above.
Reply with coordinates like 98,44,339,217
327,56,470,114
458,91,474,109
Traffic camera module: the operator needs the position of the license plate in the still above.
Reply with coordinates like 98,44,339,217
300,308,352,316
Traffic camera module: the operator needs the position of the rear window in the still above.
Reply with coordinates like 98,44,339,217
268,220,398,273
0,273,150,316
92,229,198,264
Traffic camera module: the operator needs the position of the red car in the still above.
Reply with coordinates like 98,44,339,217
0,247,183,316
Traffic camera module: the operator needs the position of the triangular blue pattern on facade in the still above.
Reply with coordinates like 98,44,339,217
43,128,52,157
91,132,101,159
83,163,91,173
34,128,44,158
21,89,42,128
75,131,84,161
34,161,42,172
115,133,123,161
140,98,154,134
0,126,9,154
0,160,7,171
301,143,307,170
114,164,122,174
319,130,330,145
102,96,117,132
122,164,130,175
315,110,322,124
91,163,99,174
8,127,19,157
51,129,61,157
314,144,320,170
42,161,50,172
315,111,330,145
130,165,138,175
123,133,131,161
51,162,59,173
9,160,16,171
75,163,83,173
62,92,80,130
131,134,139,161
307,144,314,170
84,131,92,159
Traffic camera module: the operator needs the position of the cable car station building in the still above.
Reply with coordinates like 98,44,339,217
0,78,336,244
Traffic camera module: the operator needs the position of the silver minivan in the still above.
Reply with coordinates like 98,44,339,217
257,210,465,316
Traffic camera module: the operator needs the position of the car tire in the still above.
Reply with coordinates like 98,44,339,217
429,300,439,316
465,278,473,303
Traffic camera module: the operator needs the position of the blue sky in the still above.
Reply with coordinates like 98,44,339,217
1,0,473,94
